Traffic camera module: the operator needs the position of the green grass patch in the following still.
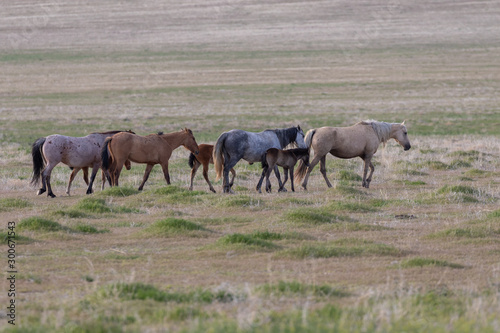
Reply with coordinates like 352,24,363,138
328,185,366,197
250,230,313,241
153,185,207,204
282,238,402,259
216,195,263,208
99,186,139,197
18,217,63,232
103,283,236,304
53,209,89,218
437,185,479,195
284,207,351,225
216,233,278,250
0,198,31,211
447,150,481,158
258,280,349,298
1,231,33,244
464,169,491,177
428,226,500,239
74,223,109,234
337,170,362,182
488,209,500,219
74,197,138,214
143,218,208,237
328,201,378,213
397,257,464,269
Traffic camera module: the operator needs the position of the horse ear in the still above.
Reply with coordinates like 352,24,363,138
297,125,301,130
401,120,406,125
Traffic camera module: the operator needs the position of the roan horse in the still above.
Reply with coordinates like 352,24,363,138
188,144,235,193
256,148,310,193
295,120,411,190
213,126,306,193
31,131,133,198
101,128,200,191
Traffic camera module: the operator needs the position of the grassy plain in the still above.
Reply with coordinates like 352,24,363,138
1,1,499,332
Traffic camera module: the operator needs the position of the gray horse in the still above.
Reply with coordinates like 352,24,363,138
213,126,306,193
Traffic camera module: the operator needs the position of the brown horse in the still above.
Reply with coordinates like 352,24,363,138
295,120,411,190
188,144,235,193
256,148,310,193
101,128,199,190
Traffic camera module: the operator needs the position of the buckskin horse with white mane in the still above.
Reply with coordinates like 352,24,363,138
214,126,306,193
101,128,199,191
295,120,411,190
31,130,133,198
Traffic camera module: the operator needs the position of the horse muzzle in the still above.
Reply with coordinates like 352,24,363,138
404,144,411,151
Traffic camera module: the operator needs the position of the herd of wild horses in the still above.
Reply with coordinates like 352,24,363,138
30,120,411,197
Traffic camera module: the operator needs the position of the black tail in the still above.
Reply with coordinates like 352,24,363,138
30,137,46,186
100,137,113,171
188,152,196,169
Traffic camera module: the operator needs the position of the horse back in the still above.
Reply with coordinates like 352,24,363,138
314,126,379,158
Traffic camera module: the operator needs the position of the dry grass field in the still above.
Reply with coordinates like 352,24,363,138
1,1,499,332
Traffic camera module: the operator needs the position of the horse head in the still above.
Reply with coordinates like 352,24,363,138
392,122,411,151
182,128,200,155
295,125,307,149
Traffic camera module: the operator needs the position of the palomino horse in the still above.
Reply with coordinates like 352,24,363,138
101,128,199,190
295,120,411,190
188,144,235,193
214,126,306,193
31,131,132,198
256,148,310,193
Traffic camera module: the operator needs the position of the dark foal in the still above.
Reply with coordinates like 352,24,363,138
188,144,235,193
256,148,309,193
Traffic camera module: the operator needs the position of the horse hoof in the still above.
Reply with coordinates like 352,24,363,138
37,189,46,195
278,188,287,193
48,193,56,198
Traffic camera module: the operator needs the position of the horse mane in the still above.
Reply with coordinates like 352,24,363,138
360,120,392,144
270,127,299,149
157,131,164,135
93,130,135,135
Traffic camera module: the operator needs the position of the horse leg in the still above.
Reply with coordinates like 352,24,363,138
319,155,333,188
273,165,284,190
265,164,275,193
290,167,295,192
139,164,155,191
66,167,82,196
200,162,216,193
189,159,201,191
42,164,57,198
86,163,100,194
279,167,289,192
223,158,239,194
362,157,375,188
301,153,323,190
256,167,267,193
229,168,236,187
101,169,106,190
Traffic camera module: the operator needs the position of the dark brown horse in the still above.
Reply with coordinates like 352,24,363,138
256,148,310,193
101,128,199,190
188,144,235,193
295,120,411,190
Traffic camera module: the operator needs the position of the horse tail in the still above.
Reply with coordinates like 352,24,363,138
100,137,113,171
30,137,46,186
188,152,196,169
260,151,268,170
294,128,316,183
213,132,228,181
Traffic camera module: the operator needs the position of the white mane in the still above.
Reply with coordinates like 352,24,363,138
360,120,393,144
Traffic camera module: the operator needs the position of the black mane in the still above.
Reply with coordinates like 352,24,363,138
270,127,298,148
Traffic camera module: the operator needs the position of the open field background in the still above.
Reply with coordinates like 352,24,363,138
1,1,499,332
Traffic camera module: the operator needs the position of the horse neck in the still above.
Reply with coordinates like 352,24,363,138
274,128,296,148
160,131,186,149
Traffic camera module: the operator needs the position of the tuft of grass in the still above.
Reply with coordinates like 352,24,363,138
153,186,207,204
250,230,314,241
449,160,472,169
428,226,500,239
216,195,263,208
328,185,366,197
1,231,33,244
54,209,89,218
74,224,109,234
100,186,139,197
487,209,500,219
143,218,208,237
103,283,236,304
337,170,362,182
447,150,481,158
419,161,449,170
74,197,138,214
397,257,464,269
0,198,31,211
328,201,377,213
18,217,63,232
284,207,351,225
258,280,349,298
282,238,402,259
216,233,278,250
